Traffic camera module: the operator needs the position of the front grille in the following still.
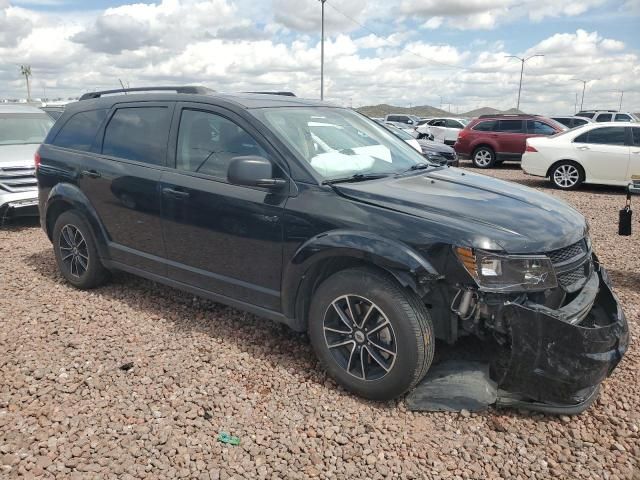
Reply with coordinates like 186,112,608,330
548,239,591,292
0,166,37,192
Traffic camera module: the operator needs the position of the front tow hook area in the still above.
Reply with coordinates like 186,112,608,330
406,266,628,415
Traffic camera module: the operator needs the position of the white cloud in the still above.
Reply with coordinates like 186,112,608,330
0,1,638,115
421,17,443,30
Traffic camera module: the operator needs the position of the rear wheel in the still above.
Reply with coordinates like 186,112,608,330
308,267,434,400
53,210,109,289
550,161,584,190
472,147,496,168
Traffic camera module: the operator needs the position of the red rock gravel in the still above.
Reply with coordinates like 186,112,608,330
0,163,638,479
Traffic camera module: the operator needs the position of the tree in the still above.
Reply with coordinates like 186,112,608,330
20,65,32,101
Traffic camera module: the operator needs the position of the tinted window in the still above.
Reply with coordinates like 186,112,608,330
176,109,268,179
473,120,496,132
632,128,640,147
615,114,632,122
575,127,627,146
526,120,556,135
573,118,588,126
552,117,572,128
53,109,107,151
596,113,612,122
102,107,171,165
576,112,595,119
497,120,524,133
446,119,464,128
388,116,405,123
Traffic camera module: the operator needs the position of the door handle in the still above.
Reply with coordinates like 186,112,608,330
81,169,101,179
577,146,590,151
162,187,190,199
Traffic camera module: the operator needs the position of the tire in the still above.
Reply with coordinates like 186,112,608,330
52,210,109,289
472,146,496,168
308,267,434,400
550,161,584,190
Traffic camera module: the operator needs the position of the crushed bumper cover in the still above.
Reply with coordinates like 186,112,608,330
494,263,628,413
0,191,39,223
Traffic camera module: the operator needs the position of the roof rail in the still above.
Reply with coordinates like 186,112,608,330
244,91,296,97
78,86,215,101
477,113,537,118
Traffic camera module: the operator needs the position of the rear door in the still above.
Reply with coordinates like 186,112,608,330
444,119,465,145
495,119,525,156
573,126,630,183
159,102,289,310
85,102,173,274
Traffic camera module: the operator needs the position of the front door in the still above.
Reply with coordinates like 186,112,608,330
160,103,289,311
80,102,173,274
573,126,630,183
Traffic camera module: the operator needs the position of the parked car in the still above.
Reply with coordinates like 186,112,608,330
416,117,469,145
551,116,593,129
37,86,627,411
454,114,566,168
1,105,53,221
522,122,640,190
384,113,421,126
575,110,639,123
386,124,458,166
630,177,640,195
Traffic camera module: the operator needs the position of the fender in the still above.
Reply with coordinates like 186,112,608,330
45,183,110,260
281,230,440,323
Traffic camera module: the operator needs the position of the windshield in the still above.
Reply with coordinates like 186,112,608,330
0,114,53,145
253,107,427,180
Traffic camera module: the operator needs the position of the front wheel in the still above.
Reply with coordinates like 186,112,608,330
472,147,496,168
550,161,584,190
308,268,434,400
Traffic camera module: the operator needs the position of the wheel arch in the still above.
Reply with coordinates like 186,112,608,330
281,230,440,331
545,159,586,179
44,183,110,259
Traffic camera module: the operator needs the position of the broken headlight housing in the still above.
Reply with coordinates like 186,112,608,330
455,247,558,293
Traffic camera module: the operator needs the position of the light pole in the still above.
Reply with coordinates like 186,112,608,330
320,0,327,101
505,54,544,111
20,65,32,102
572,79,592,112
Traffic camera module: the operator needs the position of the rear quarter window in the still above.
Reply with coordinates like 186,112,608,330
52,109,108,151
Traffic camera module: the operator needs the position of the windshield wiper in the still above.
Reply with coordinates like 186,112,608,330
322,173,391,185
398,163,433,175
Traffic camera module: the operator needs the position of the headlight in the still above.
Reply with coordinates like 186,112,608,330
455,247,557,292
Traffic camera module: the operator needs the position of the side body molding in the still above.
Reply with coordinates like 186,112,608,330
281,230,440,328
44,182,110,259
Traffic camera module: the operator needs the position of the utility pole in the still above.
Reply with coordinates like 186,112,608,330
571,79,592,112
20,65,32,102
618,90,624,111
320,0,327,101
504,54,544,111
574,92,578,114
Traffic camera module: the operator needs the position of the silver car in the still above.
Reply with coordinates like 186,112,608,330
0,105,53,222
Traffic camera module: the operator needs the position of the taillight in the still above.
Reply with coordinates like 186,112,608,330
34,150,41,170
458,129,469,139
525,145,538,152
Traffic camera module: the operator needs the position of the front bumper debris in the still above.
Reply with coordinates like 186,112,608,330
494,263,628,412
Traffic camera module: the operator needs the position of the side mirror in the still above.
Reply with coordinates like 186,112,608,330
227,156,286,189
407,120,414,125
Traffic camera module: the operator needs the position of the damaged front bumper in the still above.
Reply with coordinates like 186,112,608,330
494,262,628,413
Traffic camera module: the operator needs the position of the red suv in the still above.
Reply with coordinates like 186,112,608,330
454,114,565,168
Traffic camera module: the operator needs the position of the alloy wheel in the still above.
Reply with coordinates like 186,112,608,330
58,224,89,278
323,295,397,381
553,164,580,188
474,150,492,167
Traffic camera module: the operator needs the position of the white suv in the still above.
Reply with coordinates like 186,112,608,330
576,110,638,123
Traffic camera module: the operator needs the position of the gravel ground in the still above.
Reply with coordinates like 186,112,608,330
1,163,639,479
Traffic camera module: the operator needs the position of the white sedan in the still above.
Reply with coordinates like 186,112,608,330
416,118,469,145
521,122,640,190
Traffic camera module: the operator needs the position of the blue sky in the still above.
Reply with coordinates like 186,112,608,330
2,0,639,113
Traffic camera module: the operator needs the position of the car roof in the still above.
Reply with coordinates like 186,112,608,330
67,92,332,113
0,104,48,114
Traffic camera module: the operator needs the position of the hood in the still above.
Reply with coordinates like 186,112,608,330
417,139,455,154
335,167,587,253
0,144,39,167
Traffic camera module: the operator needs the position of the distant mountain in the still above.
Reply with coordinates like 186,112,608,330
356,104,452,118
357,104,528,119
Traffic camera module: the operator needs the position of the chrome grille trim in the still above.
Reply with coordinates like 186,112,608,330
0,166,37,192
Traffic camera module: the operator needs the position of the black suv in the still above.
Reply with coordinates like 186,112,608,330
37,87,627,411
